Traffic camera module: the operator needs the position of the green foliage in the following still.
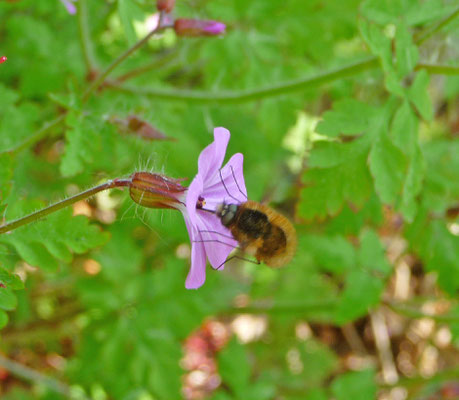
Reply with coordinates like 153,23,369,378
0,0,458,399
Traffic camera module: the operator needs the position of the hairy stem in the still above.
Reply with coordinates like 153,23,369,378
0,179,131,235
77,0,96,74
111,57,379,104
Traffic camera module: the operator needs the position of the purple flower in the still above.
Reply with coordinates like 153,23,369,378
174,19,226,37
128,128,246,289
60,0,77,14
183,127,246,289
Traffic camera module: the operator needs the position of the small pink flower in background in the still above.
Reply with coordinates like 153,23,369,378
0,56,7,64
128,128,246,289
60,0,77,15
174,19,226,37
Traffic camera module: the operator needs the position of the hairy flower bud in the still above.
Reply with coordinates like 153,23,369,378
157,0,175,13
174,19,226,37
129,172,186,209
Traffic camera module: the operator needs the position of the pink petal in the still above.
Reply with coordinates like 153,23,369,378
184,219,207,289
202,152,247,209
196,211,238,270
60,0,77,14
186,174,203,228
197,127,230,183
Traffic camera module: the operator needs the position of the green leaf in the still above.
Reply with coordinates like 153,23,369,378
0,287,17,311
218,339,251,396
399,144,424,221
391,100,419,154
405,214,459,294
300,153,372,220
0,153,14,211
0,267,24,290
369,132,407,205
334,268,384,324
316,99,377,138
60,112,117,177
422,140,459,213
0,310,8,329
303,235,356,275
407,70,433,121
359,19,403,96
331,369,377,400
358,230,392,277
0,207,109,272
118,0,144,45
395,22,418,78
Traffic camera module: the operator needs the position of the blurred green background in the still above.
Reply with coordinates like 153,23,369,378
0,0,459,399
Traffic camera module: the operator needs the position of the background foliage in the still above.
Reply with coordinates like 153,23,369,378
0,0,458,399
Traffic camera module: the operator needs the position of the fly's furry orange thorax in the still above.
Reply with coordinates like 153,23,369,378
217,200,297,268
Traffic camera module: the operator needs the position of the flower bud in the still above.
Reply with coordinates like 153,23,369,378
174,19,226,37
0,56,7,64
157,0,175,13
129,172,186,209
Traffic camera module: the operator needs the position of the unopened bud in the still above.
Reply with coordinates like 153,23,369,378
174,19,226,37
129,172,186,209
157,0,175,13
0,56,7,64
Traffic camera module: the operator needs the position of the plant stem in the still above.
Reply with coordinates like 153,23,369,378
0,179,131,235
415,63,459,75
386,301,459,323
116,49,177,82
415,5,459,45
77,0,97,74
111,57,379,104
82,17,166,102
3,115,66,156
0,354,91,400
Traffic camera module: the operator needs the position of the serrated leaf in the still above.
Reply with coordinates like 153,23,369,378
300,153,372,220
309,136,372,169
0,207,109,271
358,230,392,277
369,132,407,205
316,99,377,138
60,112,117,177
395,22,418,78
407,70,433,121
391,100,419,153
304,235,356,275
334,268,384,324
359,19,403,96
405,213,459,294
331,369,377,400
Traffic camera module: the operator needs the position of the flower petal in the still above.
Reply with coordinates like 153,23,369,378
203,152,247,209
186,173,203,227
196,211,238,270
184,219,207,289
197,127,230,183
